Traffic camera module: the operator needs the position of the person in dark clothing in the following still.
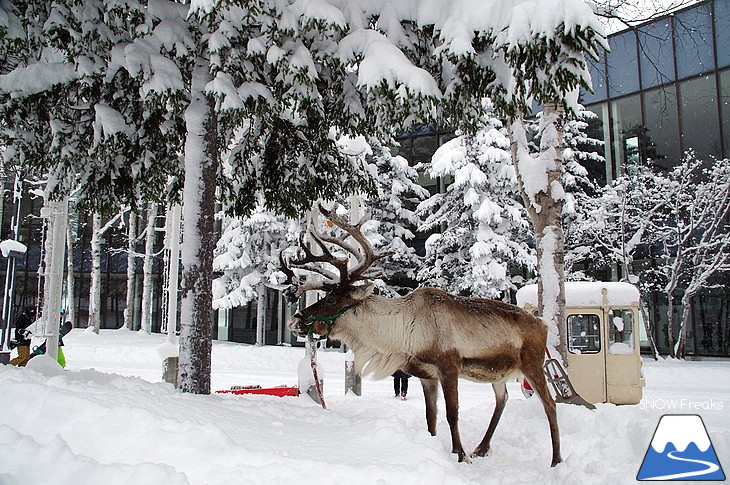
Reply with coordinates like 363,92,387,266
392,369,411,400
9,306,36,366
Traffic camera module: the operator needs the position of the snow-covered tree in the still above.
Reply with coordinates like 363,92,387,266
346,137,428,295
213,208,299,310
574,152,730,358
123,211,138,331
527,107,604,280
648,155,730,358
214,135,426,305
88,210,126,334
417,107,533,298
140,202,158,334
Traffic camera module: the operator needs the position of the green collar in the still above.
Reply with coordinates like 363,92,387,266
302,306,353,342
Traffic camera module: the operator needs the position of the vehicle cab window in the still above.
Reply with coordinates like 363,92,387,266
567,314,601,354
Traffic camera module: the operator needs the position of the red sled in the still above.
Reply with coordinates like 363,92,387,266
215,385,299,397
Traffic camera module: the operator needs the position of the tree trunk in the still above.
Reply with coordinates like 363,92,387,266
65,215,75,325
666,292,676,358
178,56,217,395
256,281,266,347
124,212,137,330
510,106,568,364
640,302,660,360
141,201,157,334
89,213,102,334
665,256,681,358
164,204,182,335
40,197,67,360
676,293,694,359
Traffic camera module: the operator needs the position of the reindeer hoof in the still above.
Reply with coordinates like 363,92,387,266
456,452,472,464
470,446,492,458
551,456,563,467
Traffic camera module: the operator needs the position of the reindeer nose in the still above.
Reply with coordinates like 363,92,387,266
288,314,308,336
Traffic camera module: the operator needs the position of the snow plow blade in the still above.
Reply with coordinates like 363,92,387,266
543,359,596,410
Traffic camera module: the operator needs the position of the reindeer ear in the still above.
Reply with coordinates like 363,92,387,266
349,283,375,301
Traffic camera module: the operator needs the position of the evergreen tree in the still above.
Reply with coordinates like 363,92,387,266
527,108,604,280
213,135,426,305
359,138,428,295
213,207,299,310
417,105,533,298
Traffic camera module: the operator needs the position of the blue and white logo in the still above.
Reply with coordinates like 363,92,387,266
637,414,725,481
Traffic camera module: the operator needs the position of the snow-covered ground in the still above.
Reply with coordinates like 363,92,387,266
1,329,728,485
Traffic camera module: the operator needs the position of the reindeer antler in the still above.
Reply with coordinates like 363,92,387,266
317,204,394,283
279,204,394,300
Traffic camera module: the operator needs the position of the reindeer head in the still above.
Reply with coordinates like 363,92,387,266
282,204,392,341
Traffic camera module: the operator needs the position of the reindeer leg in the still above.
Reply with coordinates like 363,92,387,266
471,382,508,458
524,364,562,467
420,378,439,436
439,371,470,463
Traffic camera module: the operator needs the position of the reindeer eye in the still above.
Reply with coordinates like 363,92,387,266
325,297,337,306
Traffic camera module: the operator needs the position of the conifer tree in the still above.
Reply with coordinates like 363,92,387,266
417,104,533,298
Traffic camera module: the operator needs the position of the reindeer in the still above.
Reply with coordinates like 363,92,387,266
282,205,561,467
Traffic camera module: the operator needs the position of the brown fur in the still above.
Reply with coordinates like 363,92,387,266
290,285,562,467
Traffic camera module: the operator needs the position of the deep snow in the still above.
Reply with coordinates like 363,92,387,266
1,329,728,485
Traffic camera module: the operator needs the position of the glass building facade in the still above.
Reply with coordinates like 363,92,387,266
581,0,730,179
581,0,730,357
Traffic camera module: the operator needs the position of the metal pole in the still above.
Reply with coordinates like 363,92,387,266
0,174,24,361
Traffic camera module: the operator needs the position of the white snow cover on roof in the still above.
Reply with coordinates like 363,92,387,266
516,281,641,308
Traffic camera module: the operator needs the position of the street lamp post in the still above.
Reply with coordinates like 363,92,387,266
0,174,26,364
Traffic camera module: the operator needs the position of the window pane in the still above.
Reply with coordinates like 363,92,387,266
643,86,681,170
580,48,607,104
674,3,714,78
412,134,438,164
715,0,730,68
584,103,612,185
610,94,642,170
607,31,640,97
568,314,601,354
721,70,730,158
608,309,634,354
679,75,721,161
638,19,675,88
